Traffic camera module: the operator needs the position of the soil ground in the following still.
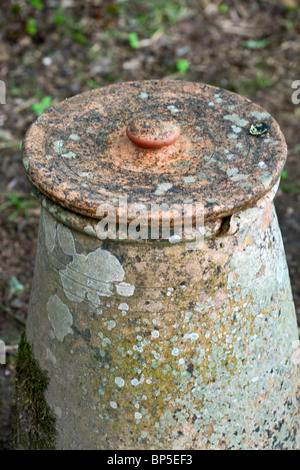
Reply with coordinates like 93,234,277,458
0,0,299,449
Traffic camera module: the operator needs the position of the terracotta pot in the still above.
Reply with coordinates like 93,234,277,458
17,81,299,450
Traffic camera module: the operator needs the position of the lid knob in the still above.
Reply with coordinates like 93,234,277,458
126,115,181,149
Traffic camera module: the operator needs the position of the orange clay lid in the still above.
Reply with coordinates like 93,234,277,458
22,80,287,221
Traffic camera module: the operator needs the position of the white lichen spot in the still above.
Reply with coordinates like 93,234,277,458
259,171,272,188
42,209,57,253
231,174,249,182
110,401,118,409
231,125,242,133
208,101,214,107
62,151,76,159
167,105,179,114
183,176,196,184
135,412,142,420
227,168,239,177
118,302,129,311
60,247,125,303
171,347,180,356
57,224,76,256
154,182,173,196
115,377,125,388
131,378,139,386
102,338,111,347
151,330,159,339
54,406,62,419
53,140,63,153
116,282,135,297
251,110,270,120
138,92,148,99
69,134,80,140
46,348,57,366
107,320,116,330
276,261,284,284
223,114,248,127
46,294,73,342
183,332,199,342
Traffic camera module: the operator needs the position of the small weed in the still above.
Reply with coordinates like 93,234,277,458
128,31,139,49
52,8,90,45
244,38,270,50
176,58,189,74
25,18,38,36
0,193,38,220
218,4,229,14
87,79,100,89
240,71,275,91
54,6,64,26
279,169,299,193
30,96,52,116
280,183,299,193
8,276,25,297
29,0,43,9
71,31,90,45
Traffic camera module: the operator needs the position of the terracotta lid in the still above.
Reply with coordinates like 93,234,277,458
22,80,287,222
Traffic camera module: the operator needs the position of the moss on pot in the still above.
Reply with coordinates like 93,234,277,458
12,332,57,450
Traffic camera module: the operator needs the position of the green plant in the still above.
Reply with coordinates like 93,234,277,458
176,58,189,74
8,276,25,297
31,96,52,116
25,18,38,35
218,4,229,14
279,169,299,193
0,193,38,220
54,6,64,25
128,31,139,49
240,71,275,91
87,79,100,89
244,38,270,50
29,0,43,9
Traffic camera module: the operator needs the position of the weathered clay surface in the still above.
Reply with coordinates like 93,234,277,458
25,197,299,450
22,80,287,224
20,80,298,450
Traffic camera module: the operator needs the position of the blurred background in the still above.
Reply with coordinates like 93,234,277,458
0,0,299,449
